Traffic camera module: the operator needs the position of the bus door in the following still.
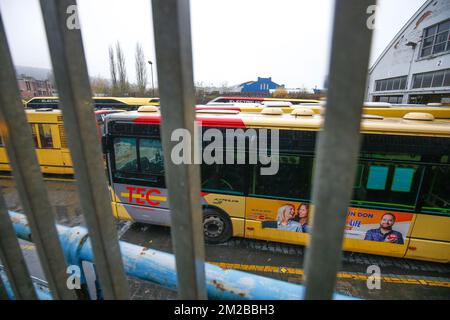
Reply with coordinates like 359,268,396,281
109,135,171,226
33,123,68,174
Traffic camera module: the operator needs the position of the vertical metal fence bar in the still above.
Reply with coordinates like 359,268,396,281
0,194,37,299
39,0,129,299
304,0,376,300
151,0,207,299
0,12,76,300
0,269,9,300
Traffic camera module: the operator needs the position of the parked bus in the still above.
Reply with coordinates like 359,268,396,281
0,108,123,174
102,106,450,263
25,96,160,110
207,96,320,105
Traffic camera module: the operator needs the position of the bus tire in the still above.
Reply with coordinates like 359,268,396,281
203,208,232,244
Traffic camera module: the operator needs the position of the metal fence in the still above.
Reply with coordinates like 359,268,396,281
0,0,375,300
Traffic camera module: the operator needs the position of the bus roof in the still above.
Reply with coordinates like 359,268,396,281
25,96,160,108
196,105,450,120
208,96,321,104
104,107,450,138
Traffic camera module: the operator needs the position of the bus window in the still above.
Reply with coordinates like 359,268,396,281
38,124,54,148
201,154,245,196
112,137,165,187
353,162,421,209
422,165,450,215
139,138,164,178
250,154,313,201
113,137,138,175
30,124,39,148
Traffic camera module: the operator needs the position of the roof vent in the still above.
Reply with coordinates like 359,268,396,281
364,102,392,108
261,101,293,107
137,105,158,112
427,103,442,107
362,114,384,120
291,108,314,117
35,108,54,112
261,107,283,115
403,112,434,121
196,109,239,114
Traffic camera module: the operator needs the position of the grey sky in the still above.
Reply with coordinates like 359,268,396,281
0,0,427,89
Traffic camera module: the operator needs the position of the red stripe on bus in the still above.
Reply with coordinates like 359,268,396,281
197,117,246,128
195,106,241,111
132,115,246,128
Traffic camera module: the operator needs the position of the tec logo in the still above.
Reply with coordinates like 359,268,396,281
122,186,167,206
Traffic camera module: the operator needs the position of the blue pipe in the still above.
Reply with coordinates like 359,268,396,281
8,211,356,300
0,268,53,300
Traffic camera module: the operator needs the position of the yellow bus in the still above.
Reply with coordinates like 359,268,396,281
25,96,160,110
0,108,123,174
102,106,450,263
207,96,320,104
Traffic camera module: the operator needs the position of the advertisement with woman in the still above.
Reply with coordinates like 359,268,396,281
255,201,413,245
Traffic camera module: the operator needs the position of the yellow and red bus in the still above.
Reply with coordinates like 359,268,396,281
102,106,450,263
25,96,160,111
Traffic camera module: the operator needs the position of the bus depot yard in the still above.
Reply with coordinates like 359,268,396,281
0,176,449,300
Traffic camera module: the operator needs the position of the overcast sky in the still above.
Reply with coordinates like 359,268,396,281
0,0,427,89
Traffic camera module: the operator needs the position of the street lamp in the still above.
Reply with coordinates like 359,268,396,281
147,60,155,97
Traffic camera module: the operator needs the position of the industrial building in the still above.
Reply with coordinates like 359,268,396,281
367,0,450,104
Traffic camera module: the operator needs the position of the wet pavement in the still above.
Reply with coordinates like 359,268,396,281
1,176,449,300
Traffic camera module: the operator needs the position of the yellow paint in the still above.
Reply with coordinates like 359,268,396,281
114,203,134,221
244,219,310,246
230,217,245,237
210,262,450,288
119,192,167,202
411,214,450,242
203,194,246,218
405,238,450,263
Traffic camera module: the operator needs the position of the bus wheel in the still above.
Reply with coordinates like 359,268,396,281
203,208,232,244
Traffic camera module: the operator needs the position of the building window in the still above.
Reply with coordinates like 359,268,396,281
412,69,450,89
25,81,31,91
374,76,407,92
375,95,403,104
420,19,450,58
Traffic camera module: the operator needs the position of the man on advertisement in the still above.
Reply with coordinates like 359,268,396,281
364,213,404,244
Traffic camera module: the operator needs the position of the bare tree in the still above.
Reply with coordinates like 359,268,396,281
135,43,147,97
116,42,129,95
109,46,118,95
91,76,110,96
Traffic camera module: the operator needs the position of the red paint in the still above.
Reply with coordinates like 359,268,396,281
126,186,136,203
146,189,161,206
126,186,163,206
133,115,161,124
408,246,417,251
135,187,146,205
196,106,241,111
132,114,246,128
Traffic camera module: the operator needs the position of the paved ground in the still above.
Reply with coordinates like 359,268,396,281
1,176,449,300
